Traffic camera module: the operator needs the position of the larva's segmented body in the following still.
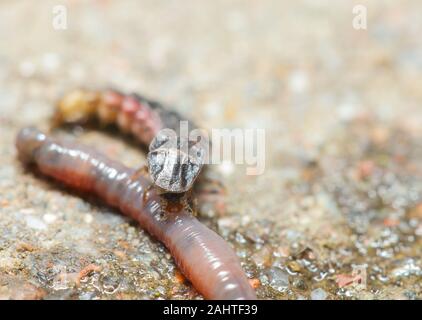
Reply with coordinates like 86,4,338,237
55,89,184,146
16,127,256,300
55,89,226,213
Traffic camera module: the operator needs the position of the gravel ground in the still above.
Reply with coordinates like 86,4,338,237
0,0,421,299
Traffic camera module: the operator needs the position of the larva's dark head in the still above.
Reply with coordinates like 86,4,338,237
147,131,205,193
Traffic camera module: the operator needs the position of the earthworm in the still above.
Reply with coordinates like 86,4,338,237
55,89,225,213
16,127,256,300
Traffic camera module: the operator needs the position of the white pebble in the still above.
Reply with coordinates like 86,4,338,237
267,267,289,292
42,52,61,73
20,208,35,215
218,217,238,229
43,213,57,224
311,288,327,300
25,216,47,231
83,213,93,224
288,70,309,94
219,160,235,176
337,102,358,121
203,101,223,119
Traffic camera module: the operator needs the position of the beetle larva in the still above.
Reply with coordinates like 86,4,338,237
55,89,225,214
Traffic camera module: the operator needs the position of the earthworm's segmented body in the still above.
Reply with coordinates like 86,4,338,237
55,89,225,214
16,127,256,300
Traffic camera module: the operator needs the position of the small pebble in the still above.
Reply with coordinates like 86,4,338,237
219,160,235,176
266,267,289,292
21,208,35,215
25,216,47,231
287,261,302,273
83,213,94,224
311,288,327,300
42,52,61,73
252,246,272,267
43,213,57,224
288,70,309,94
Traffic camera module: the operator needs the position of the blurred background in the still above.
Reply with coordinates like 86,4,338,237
0,0,421,299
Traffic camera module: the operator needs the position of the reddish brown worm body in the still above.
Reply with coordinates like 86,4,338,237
55,88,197,149
16,127,256,300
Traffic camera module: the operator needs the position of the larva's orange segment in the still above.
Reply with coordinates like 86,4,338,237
54,89,99,126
